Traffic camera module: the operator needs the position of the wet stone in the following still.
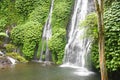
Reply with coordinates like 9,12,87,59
0,56,12,69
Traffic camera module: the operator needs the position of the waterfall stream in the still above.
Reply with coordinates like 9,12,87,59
39,0,54,61
61,0,95,76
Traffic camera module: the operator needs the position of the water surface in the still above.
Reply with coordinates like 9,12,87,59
0,63,100,80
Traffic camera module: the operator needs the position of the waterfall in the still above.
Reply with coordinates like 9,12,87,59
4,29,10,44
39,0,54,61
61,0,94,69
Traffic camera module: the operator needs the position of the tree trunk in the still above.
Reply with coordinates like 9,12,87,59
94,0,108,80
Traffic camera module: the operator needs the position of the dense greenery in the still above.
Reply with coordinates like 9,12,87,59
105,0,120,8
9,0,50,60
0,1,120,79
80,13,98,39
11,21,42,60
28,0,50,24
0,0,120,80
0,0,16,31
0,0,74,63
105,2,120,71
5,44,16,52
48,0,74,64
91,2,120,72
48,28,66,64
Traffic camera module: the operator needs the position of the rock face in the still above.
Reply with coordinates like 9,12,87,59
0,51,4,56
0,56,12,64
0,56,12,69
32,60,54,66
42,61,54,66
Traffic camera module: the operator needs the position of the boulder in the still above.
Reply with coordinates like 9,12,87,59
0,56,16,69
0,56,11,69
0,51,4,56
42,61,54,66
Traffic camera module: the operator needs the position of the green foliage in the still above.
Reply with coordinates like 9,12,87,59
48,28,66,64
10,0,51,60
104,2,120,71
11,21,42,60
1,0,74,63
15,0,50,20
81,12,98,39
48,0,74,64
6,52,28,63
80,12,99,69
11,21,42,44
5,44,16,53
104,0,120,8
0,16,7,32
15,0,37,18
23,21,42,42
53,1,70,20
0,0,19,24
28,0,50,24
22,41,36,60
91,41,99,69
11,25,24,45
91,2,120,72
52,0,74,28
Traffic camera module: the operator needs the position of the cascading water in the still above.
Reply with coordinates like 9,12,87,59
61,0,95,76
39,0,54,61
4,29,10,44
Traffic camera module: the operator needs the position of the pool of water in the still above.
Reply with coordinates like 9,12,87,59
0,63,100,80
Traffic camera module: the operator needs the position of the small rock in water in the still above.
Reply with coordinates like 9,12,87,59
42,61,54,66
0,56,12,69
0,51,4,56
7,57,16,64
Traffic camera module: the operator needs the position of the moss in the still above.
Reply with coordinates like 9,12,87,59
6,52,28,63
5,44,16,53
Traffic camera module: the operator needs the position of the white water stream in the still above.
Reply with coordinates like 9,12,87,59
39,0,54,61
61,0,94,76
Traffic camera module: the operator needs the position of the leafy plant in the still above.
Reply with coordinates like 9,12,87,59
48,0,74,64
48,28,66,64
91,2,120,72
11,21,42,60
0,17,7,32
80,12,98,39
28,0,50,24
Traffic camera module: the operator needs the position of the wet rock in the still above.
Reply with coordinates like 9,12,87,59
31,60,54,66
7,56,16,64
0,51,4,56
0,57,11,64
0,56,12,69
42,61,54,66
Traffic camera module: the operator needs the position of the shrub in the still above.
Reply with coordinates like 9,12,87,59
49,0,74,64
48,28,66,64
91,2,120,72
28,0,50,24
11,21,42,60
80,12,98,39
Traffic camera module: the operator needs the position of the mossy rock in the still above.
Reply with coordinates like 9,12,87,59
0,56,11,65
6,52,28,63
